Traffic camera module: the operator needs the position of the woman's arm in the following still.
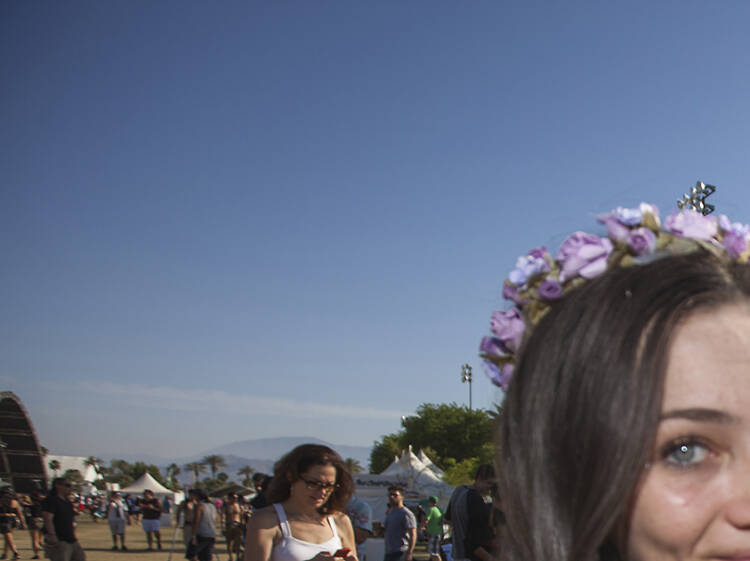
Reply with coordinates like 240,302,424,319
243,508,279,561
13,500,26,529
334,513,358,561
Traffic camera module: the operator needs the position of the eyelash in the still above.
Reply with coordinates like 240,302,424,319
659,436,712,469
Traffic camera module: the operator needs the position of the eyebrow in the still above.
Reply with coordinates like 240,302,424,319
660,408,737,424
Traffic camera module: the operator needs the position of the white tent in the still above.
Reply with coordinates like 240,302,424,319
417,450,445,478
120,473,184,526
119,473,172,494
354,447,453,521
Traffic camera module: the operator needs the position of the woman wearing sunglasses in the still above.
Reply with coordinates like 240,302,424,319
244,444,357,561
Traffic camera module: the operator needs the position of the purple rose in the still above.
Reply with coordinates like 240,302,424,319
718,215,750,257
490,308,525,352
479,336,506,357
507,247,550,287
556,232,614,282
664,210,718,241
627,227,657,256
538,278,563,301
502,283,524,305
482,360,513,392
597,212,629,242
722,232,747,258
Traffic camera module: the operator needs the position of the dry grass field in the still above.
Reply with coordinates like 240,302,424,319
8,518,430,561
10,517,220,561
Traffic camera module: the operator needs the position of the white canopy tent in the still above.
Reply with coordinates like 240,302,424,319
119,473,184,526
354,447,453,522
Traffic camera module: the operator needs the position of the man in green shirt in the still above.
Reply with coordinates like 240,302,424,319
422,496,443,561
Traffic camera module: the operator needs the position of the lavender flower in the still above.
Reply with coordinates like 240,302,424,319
482,360,513,392
502,283,524,305
508,247,551,287
615,206,643,226
718,215,750,258
627,227,657,256
490,308,525,352
664,210,718,241
538,278,563,301
597,212,629,242
479,336,506,357
556,232,613,282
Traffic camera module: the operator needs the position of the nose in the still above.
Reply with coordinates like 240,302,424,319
723,460,750,529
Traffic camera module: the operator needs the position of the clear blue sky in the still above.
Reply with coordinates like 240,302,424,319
3,1,750,460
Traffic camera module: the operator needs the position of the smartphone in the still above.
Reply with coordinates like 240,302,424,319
333,548,351,557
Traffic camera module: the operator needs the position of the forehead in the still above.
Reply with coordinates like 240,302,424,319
300,464,336,481
663,304,750,415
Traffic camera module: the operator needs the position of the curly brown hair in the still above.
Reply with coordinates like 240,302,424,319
266,444,354,514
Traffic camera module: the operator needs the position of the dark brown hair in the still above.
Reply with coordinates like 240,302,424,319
499,251,750,561
266,444,353,514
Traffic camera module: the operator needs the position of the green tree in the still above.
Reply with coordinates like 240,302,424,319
370,403,496,474
107,459,135,488
441,441,495,486
237,466,255,487
202,455,227,480
217,472,229,483
185,462,207,485
369,434,401,474
344,458,363,474
48,459,61,477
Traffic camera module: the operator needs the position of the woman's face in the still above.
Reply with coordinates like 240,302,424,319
627,303,750,560
290,464,337,509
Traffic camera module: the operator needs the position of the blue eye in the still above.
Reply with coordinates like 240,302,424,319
664,441,709,467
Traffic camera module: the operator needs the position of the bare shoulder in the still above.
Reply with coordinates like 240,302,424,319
332,511,354,532
247,505,280,532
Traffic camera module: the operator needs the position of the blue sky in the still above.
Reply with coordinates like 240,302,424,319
3,1,750,460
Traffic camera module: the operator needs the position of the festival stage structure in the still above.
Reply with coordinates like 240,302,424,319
0,391,47,492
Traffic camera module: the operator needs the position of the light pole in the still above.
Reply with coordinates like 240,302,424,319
461,364,473,411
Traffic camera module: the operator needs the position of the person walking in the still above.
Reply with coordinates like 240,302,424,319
383,486,416,561
106,492,128,551
222,493,243,561
138,489,162,550
444,465,495,561
421,497,443,561
0,488,25,561
22,490,45,559
191,489,217,561
41,478,85,561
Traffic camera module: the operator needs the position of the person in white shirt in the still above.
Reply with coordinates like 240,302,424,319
106,492,128,551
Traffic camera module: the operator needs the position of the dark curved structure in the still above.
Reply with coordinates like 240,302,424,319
0,392,47,493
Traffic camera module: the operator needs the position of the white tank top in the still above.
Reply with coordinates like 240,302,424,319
271,503,342,561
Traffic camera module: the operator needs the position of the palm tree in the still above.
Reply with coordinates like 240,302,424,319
185,462,206,485
48,459,61,477
344,458,363,474
237,466,254,487
201,455,227,479
166,463,181,488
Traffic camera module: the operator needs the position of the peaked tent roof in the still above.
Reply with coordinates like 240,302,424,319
417,450,445,477
119,472,172,494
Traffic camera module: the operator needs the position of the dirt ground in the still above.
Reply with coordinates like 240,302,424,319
9,517,221,561
8,519,430,561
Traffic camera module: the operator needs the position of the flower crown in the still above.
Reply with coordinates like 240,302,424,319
480,186,750,392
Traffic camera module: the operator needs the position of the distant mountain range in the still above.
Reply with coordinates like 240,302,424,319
99,436,372,483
